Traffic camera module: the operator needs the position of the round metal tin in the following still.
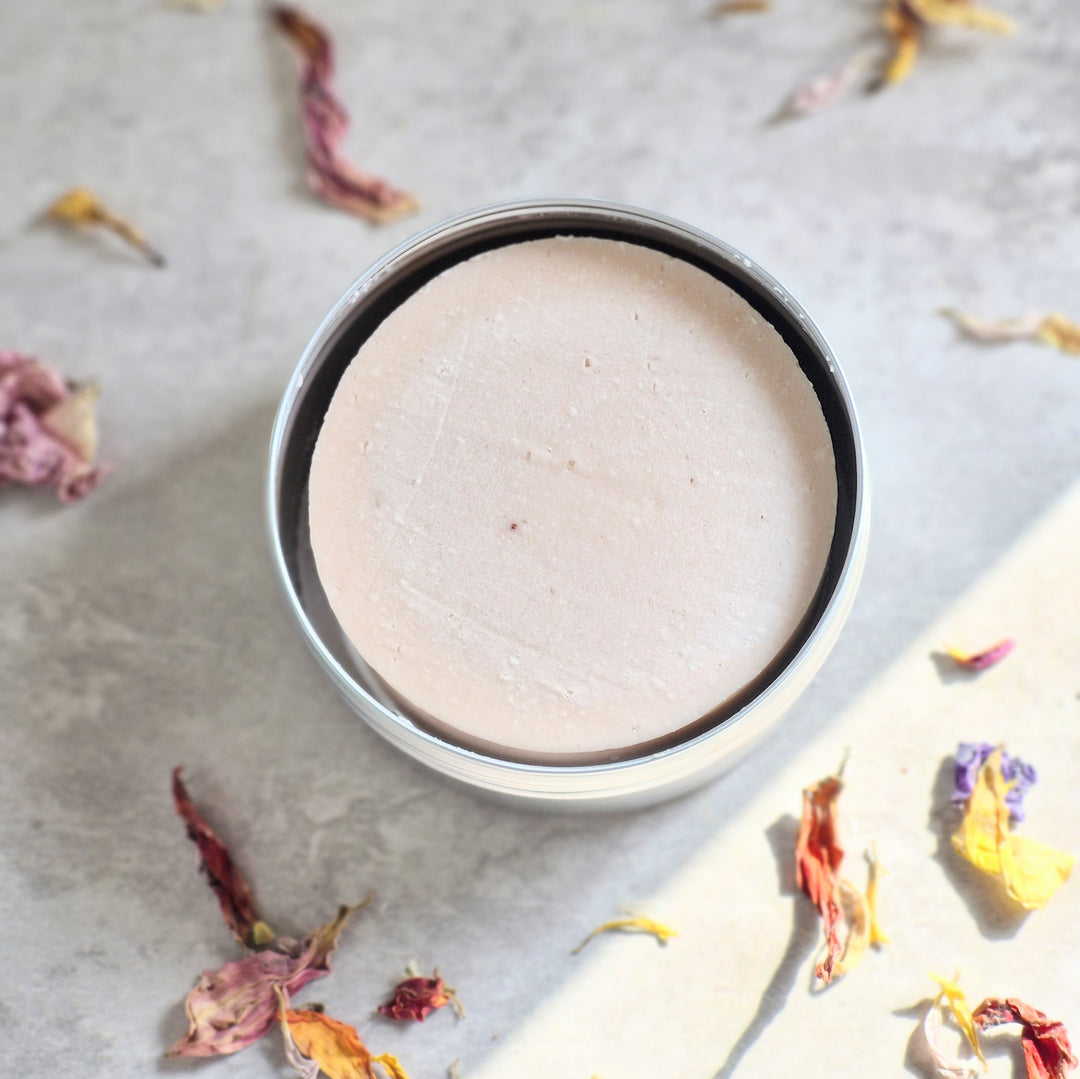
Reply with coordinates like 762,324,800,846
268,199,869,810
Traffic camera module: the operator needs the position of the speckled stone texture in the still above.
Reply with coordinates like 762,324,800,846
1,1,1078,1076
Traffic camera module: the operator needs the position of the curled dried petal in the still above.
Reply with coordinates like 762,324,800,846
931,974,987,1066
881,2,922,85
168,904,362,1057
921,998,984,1079
272,5,418,223
172,765,272,948
796,764,845,984
0,351,108,502
781,52,872,117
373,1054,415,1079
973,997,1078,1079
942,309,1045,343
906,0,1014,33
946,639,1016,671
865,848,890,947
278,990,321,1079
572,915,677,955
46,186,165,266
1037,314,1080,356
378,970,464,1021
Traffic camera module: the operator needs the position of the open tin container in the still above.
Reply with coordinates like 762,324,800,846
268,199,869,810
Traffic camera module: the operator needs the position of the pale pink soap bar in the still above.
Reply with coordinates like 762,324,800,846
309,237,837,759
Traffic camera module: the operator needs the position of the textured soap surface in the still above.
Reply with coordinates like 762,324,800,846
309,236,837,759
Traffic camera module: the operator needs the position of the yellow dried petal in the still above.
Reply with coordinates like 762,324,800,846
865,848,890,947
930,974,986,1066
45,186,164,266
709,0,770,16
831,878,870,977
952,749,1010,875
1037,313,1080,356
997,833,1074,910
881,6,921,85
373,1054,413,1079
47,186,109,226
951,749,1073,910
572,915,677,954
40,383,100,465
906,0,1014,33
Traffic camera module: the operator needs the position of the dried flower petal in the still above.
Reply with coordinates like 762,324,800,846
284,1008,382,1079
172,765,273,948
373,1054,414,1079
942,309,1045,343
278,990,321,1079
1037,314,1080,356
973,997,1078,1079
931,974,987,1066
951,750,1073,910
272,5,418,223
951,743,1036,823
946,638,1016,671
378,970,464,1022
880,0,1012,86
943,309,1080,356
865,848,890,947
168,904,360,1057
906,0,1014,33
0,351,108,502
708,0,770,17
781,52,872,117
46,186,165,266
571,915,677,955
920,998,984,1079
881,1,922,84
796,764,845,984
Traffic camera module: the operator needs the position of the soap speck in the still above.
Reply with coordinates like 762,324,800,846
566,460,576,471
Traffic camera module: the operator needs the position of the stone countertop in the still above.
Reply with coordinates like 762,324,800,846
1,1,1078,1076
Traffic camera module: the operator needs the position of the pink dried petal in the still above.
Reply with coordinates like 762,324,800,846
782,52,872,118
168,905,357,1057
946,638,1016,671
0,350,107,502
273,5,418,223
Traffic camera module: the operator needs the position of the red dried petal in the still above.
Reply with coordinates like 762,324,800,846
172,766,266,948
378,975,453,1022
796,772,845,984
974,998,1078,1079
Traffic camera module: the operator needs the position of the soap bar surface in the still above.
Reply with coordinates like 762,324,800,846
309,237,837,760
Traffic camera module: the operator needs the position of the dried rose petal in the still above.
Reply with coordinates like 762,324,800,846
796,766,845,984
378,971,463,1022
272,5,418,223
172,765,273,948
0,351,108,502
974,997,1078,1079
169,904,360,1057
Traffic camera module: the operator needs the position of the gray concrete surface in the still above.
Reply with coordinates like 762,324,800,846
1,1,1078,1075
